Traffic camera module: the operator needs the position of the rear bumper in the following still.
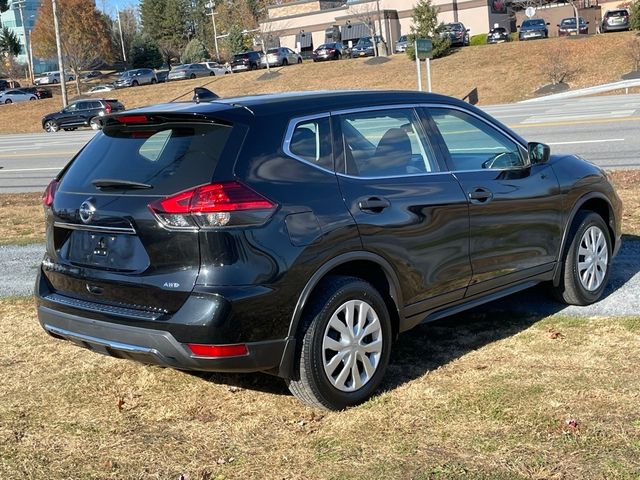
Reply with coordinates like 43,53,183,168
38,304,289,373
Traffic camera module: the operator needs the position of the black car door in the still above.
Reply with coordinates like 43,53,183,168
424,106,563,296
334,106,472,326
57,102,81,127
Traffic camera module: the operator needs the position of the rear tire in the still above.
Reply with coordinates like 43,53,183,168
298,57,303,64
282,59,288,66
89,117,101,130
287,276,392,410
150,78,157,84
4,99,11,104
44,120,59,133
551,211,612,305
190,73,196,79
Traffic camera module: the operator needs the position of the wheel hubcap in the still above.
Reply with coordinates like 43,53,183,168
577,226,608,291
322,300,383,392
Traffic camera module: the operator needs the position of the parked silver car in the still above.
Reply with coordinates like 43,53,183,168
113,68,157,88
260,47,302,67
0,88,37,104
201,61,231,76
34,71,75,85
168,63,212,80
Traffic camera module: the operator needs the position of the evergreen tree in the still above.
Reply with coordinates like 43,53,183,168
0,0,8,13
140,0,189,65
406,0,450,60
130,34,163,68
226,24,247,55
0,26,21,57
182,38,208,63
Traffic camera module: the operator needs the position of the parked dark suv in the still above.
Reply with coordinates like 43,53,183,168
231,51,261,72
36,90,622,410
42,98,125,132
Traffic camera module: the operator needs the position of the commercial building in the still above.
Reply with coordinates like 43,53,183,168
1,0,56,75
260,0,511,55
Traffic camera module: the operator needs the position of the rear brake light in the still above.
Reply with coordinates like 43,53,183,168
116,115,147,124
187,343,248,357
148,181,276,229
42,178,58,207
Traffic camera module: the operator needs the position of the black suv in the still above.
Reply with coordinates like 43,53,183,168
36,90,622,410
41,98,125,132
231,51,261,72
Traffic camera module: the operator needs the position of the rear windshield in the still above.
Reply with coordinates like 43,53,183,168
607,10,627,16
60,122,233,195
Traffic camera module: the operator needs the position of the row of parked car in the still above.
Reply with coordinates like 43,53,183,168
493,9,631,43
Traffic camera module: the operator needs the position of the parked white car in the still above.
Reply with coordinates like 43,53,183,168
35,71,75,85
85,84,114,94
200,61,231,76
0,89,38,104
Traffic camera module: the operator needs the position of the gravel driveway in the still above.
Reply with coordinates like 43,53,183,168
1,240,638,317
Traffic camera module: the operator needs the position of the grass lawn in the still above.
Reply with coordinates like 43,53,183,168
0,32,638,135
0,298,639,478
1,170,637,247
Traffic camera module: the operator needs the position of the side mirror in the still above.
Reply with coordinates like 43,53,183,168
528,142,550,164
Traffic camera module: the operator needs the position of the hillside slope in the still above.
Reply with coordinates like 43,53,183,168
0,31,636,134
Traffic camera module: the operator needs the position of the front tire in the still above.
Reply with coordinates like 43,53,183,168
131,80,139,86
552,211,612,305
4,99,11,104
287,276,392,410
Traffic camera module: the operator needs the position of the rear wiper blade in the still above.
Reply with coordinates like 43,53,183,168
92,179,152,190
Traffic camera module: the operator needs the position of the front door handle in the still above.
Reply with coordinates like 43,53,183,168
468,188,493,204
358,197,391,213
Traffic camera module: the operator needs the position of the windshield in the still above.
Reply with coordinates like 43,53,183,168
398,35,407,42
523,19,545,27
356,38,372,46
561,18,585,25
444,23,464,31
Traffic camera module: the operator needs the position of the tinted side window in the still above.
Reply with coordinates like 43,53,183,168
429,108,524,171
287,117,333,171
339,108,437,177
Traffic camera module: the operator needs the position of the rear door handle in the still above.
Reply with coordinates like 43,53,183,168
358,197,391,213
468,188,493,204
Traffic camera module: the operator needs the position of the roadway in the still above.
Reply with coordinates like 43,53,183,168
0,94,639,193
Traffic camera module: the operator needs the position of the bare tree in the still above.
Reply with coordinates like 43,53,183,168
347,2,385,57
545,44,580,85
628,35,640,72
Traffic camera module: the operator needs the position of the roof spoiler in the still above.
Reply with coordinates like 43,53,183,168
193,87,219,104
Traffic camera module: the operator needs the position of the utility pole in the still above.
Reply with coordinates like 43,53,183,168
205,1,220,61
13,0,33,84
51,0,67,106
375,0,385,55
116,7,126,63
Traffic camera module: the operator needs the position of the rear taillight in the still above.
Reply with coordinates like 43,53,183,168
187,343,248,358
42,179,58,207
148,181,276,230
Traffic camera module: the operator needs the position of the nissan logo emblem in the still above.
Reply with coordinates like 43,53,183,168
79,200,96,224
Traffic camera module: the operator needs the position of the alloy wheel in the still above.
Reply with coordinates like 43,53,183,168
577,226,608,291
321,299,383,392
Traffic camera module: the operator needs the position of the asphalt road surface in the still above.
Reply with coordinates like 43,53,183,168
0,94,639,193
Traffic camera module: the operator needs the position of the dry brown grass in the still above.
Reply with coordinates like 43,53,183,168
0,193,44,246
1,298,639,478
1,171,638,246
611,170,640,236
1,32,638,135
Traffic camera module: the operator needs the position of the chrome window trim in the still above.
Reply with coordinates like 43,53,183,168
54,221,136,235
282,112,335,174
282,102,530,179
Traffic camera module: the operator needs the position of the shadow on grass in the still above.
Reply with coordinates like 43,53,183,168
191,235,640,398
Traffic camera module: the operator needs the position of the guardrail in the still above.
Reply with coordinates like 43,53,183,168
520,78,640,103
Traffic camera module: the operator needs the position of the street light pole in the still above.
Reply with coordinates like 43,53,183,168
51,0,67,107
116,7,127,63
13,0,33,84
205,1,220,61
